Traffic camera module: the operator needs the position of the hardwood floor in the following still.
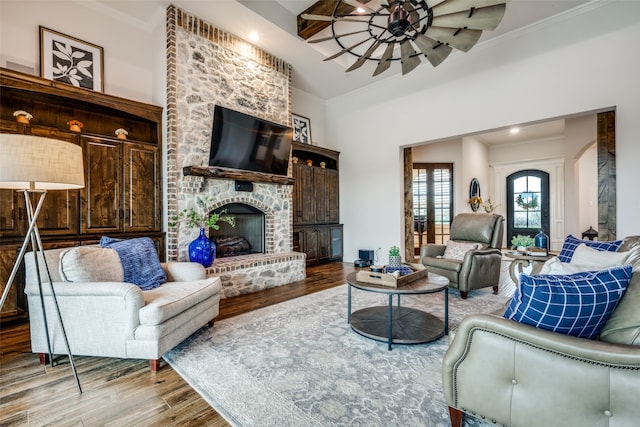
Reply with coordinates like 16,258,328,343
0,262,355,426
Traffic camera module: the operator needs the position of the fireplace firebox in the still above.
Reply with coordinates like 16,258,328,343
210,203,265,258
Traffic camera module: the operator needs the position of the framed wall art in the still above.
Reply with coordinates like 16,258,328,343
292,113,312,144
40,26,104,92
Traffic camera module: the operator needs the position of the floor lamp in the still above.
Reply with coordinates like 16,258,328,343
0,133,85,393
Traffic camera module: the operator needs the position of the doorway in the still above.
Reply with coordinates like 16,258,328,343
412,163,453,256
506,169,550,245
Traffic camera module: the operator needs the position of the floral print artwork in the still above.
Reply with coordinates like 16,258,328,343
50,41,94,89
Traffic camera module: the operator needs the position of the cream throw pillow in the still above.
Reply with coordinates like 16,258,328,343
539,243,634,275
59,246,124,282
443,241,481,261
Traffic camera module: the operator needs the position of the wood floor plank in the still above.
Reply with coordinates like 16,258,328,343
0,262,354,426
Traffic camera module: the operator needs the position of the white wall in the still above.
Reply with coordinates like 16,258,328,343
326,2,640,261
291,87,328,148
0,0,160,103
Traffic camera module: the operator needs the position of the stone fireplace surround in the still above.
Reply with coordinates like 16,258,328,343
166,6,305,298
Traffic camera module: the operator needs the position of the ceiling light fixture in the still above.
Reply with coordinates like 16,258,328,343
510,127,520,134
301,0,509,76
249,31,259,41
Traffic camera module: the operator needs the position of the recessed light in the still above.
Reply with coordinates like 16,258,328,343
356,7,366,13
249,31,259,41
510,127,520,134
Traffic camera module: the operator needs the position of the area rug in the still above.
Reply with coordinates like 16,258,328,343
164,284,510,427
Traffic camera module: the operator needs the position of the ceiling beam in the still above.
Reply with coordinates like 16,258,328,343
297,0,373,40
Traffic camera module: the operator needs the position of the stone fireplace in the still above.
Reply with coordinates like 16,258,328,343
166,6,306,297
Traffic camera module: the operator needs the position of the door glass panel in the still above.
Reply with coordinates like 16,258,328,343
507,170,549,245
412,163,453,256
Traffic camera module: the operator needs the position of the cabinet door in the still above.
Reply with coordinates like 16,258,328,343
123,142,160,232
314,168,339,224
317,227,331,261
0,244,24,321
303,228,318,263
293,164,315,225
314,169,328,223
330,225,343,260
0,190,21,238
81,136,122,233
325,169,339,223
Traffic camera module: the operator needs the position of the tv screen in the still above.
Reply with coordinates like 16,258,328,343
208,105,292,176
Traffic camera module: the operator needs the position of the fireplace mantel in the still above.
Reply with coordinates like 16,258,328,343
183,165,295,185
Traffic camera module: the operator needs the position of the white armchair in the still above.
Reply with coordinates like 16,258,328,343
25,246,221,371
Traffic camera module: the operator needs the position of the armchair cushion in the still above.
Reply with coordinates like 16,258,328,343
600,273,640,345
100,236,166,290
557,234,623,263
139,278,222,325
504,265,632,339
442,241,482,260
59,246,124,282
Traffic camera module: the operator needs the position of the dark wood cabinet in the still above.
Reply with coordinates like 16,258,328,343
0,68,163,325
291,142,343,265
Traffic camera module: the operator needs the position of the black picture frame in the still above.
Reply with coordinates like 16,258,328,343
292,113,312,144
39,26,104,92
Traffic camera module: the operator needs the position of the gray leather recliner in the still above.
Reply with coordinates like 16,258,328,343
420,213,504,299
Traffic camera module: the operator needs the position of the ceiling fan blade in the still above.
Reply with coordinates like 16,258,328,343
301,13,369,23
400,41,421,75
346,41,382,72
432,0,509,16
413,34,453,67
342,0,377,13
372,43,395,76
424,27,482,52
431,4,507,31
323,37,373,61
308,29,370,44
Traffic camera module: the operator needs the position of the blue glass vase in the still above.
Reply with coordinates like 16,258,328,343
189,228,216,268
534,229,549,251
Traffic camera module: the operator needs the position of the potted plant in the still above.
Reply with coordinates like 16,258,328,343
169,196,235,267
511,235,535,252
388,245,401,267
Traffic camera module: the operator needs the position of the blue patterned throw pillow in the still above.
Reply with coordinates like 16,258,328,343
100,236,166,290
557,234,623,263
503,265,632,339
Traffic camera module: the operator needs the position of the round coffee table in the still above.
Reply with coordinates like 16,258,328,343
346,271,449,350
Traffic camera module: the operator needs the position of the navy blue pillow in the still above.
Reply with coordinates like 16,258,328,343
100,236,166,290
557,234,623,263
503,265,632,339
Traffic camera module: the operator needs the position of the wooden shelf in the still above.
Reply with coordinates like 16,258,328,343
183,165,295,185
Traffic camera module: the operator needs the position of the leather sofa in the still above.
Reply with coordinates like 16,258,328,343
421,213,504,298
25,246,222,371
442,236,640,427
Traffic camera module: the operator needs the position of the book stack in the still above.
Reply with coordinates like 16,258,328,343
526,247,548,256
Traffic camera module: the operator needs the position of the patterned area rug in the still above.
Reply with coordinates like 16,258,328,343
164,284,510,427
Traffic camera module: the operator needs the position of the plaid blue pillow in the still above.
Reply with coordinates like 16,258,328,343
503,265,632,339
557,234,623,263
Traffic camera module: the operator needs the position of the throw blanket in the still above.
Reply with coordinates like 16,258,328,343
100,236,166,290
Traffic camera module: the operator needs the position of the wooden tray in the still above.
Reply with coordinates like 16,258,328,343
356,263,427,288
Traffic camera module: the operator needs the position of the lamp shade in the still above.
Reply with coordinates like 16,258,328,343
0,134,85,190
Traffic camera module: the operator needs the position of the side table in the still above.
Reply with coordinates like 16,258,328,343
505,251,555,284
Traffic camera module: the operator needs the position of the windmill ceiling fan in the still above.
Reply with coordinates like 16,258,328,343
300,0,510,76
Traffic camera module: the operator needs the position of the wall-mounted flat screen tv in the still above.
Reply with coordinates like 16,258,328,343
208,105,292,177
